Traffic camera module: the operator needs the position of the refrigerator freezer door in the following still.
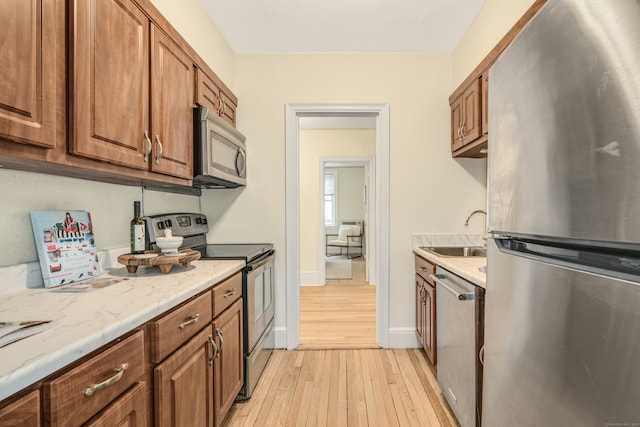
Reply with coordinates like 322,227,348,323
488,0,640,244
483,239,640,426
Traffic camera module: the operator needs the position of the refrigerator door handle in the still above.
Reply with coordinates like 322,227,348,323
430,274,475,301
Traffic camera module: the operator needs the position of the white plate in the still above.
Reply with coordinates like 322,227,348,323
133,253,158,259
164,252,185,257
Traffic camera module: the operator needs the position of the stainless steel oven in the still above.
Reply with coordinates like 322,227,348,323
143,213,275,401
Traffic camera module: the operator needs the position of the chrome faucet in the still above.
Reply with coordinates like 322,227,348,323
464,209,487,227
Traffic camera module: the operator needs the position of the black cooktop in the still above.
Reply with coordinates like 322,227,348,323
193,243,274,263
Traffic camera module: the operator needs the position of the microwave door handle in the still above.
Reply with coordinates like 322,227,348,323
235,148,246,177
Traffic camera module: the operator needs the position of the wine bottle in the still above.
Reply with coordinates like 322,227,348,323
130,201,146,254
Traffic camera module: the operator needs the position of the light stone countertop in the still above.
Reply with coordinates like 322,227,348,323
0,259,244,401
413,247,487,288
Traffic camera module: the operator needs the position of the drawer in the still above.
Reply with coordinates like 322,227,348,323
43,330,145,427
150,292,213,363
415,255,436,283
212,272,242,317
84,381,147,426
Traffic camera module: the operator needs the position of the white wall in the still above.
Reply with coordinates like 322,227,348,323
299,129,375,275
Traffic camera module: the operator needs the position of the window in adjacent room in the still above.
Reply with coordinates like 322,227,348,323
324,171,337,226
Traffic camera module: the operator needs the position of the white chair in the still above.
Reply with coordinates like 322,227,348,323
325,221,363,258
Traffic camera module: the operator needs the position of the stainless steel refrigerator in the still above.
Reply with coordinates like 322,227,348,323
484,0,640,425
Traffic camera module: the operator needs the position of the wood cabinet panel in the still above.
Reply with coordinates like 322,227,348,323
0,390,40,426
154,327,214,427
44,330,145,427
212,298,243,426
150,26,194,179
212,272,242,317
69,0,149,169
196,69,237,128
0,0,57,149
415,255,436,365
150,291,213,363
461,78,482,144
84,381,147,427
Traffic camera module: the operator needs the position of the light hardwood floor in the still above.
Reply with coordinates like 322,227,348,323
300,257,377,349
223,348,458,427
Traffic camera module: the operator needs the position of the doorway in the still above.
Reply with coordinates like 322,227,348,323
285,104,390,350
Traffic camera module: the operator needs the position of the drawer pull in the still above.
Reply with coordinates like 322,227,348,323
215,328,224,358
83,363,129,396
208,334,218,365
178,314,200,330
223,289,237,299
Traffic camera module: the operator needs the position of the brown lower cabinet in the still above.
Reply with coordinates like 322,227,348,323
0,390,40,426
415,255,437,365
0,272,244,427
155,327,214,426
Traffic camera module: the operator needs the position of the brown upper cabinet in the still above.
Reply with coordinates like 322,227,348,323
196,69,238,127
69,0,194,180
450,76,484,155
449,0,547,158
0,0,58,150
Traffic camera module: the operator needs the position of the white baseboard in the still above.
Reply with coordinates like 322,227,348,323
387,327,421,349
300,271,320,285
274,326,287,349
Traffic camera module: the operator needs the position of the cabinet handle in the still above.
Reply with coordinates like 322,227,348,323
154,134,163,165
215,328,223,358
457,122,462,140
460,120,466,140
178,314,200,330
208,334,218,366
83,363,129,396
143,131,152,162
217,96,223,116
479,345,485,366
223,288,237,299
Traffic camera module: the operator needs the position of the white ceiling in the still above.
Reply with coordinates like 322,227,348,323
201,0,486,53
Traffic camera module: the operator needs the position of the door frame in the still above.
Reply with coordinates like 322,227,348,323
285,103,390,349
319,158,375,285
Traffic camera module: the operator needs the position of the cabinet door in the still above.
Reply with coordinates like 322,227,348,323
423,282,437,365
85,382,147,427
0,390,40,426
0,0,57,149
196,69,237,128
461,77,482,145
150,26,194,179
450,96,464,152
155,327,214,427
415,274,425,345
212,298,243,427
69,0,150,169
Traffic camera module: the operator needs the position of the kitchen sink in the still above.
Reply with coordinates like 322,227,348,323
420,246,487,257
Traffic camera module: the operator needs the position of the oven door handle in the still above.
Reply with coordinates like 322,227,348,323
245,252,274,272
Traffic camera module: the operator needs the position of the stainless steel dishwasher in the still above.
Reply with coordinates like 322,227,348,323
431,266,484,427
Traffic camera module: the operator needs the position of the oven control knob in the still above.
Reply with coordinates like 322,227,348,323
195,217,202,224
202,218,207,224
164,219,172,227
158,222,165,230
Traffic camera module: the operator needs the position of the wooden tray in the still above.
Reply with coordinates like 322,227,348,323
117,249,201,274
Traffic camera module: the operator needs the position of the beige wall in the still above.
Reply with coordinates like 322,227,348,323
1,0,531,341
0,169,200,267
150,0,236,89
298,129,375,274
212,53,488,332
452,0,537,86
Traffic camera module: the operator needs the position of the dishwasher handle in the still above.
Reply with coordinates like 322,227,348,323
429,273,475,301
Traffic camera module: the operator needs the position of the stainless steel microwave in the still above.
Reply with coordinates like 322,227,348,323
193,107,247,188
